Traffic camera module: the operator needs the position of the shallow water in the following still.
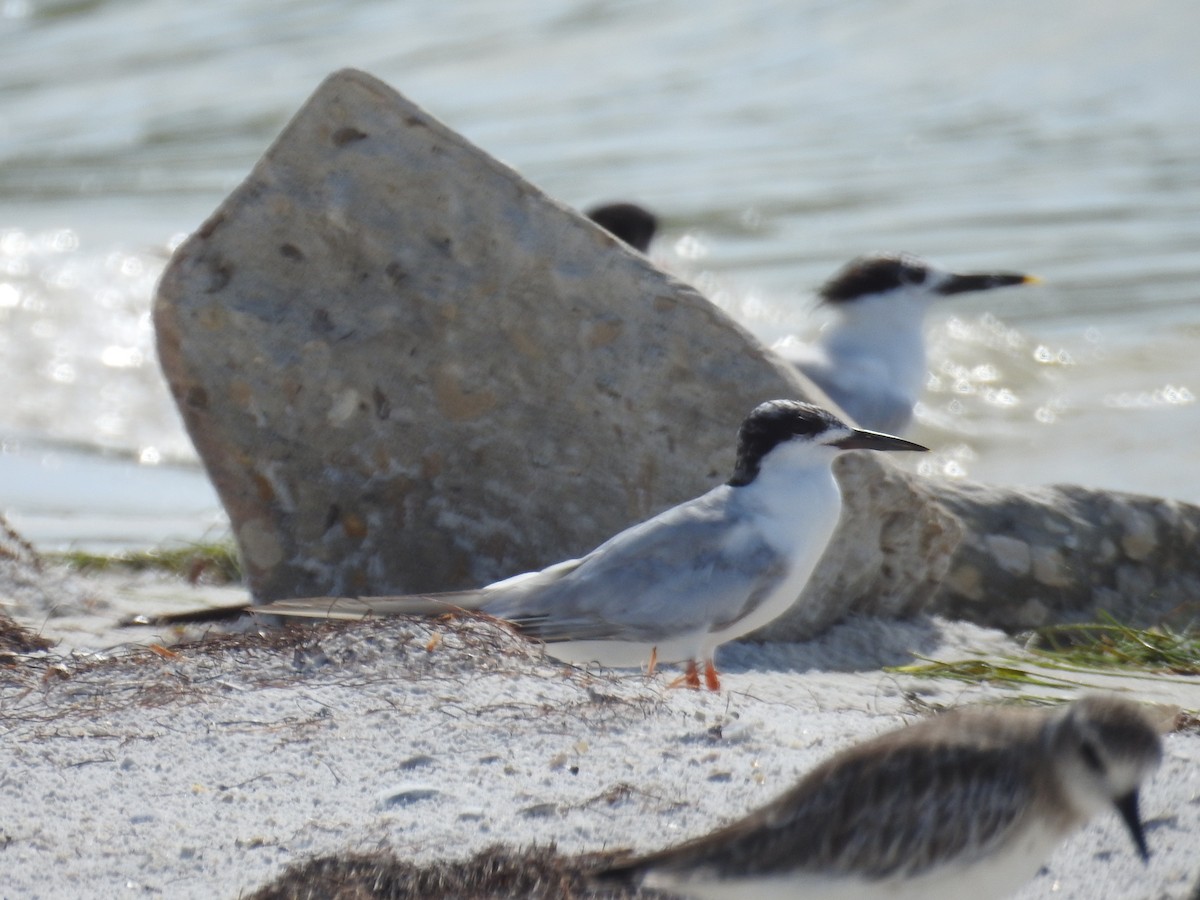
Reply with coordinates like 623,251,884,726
1,0,1198,550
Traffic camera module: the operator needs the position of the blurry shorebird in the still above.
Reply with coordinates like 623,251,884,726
600,695,1163,899
258,400,926,691
776,253,1039,434
585,201,658,253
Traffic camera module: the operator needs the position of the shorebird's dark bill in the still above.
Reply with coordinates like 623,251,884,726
1115,790,1151,862
831,430,929,452
936,272,1039,295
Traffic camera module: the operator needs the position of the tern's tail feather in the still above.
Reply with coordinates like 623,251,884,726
255,591,492,620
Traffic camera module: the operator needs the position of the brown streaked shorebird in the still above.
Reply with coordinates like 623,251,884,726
599,695,1162,899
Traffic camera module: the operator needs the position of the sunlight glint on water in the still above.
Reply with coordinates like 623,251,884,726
1,0,1198,549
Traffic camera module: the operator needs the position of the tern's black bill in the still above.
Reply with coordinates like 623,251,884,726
830,429,929,452
935,272,1038,296
1115,789,1151,863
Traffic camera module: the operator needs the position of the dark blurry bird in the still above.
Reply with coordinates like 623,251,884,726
585,201,658,253
600,695,1163,900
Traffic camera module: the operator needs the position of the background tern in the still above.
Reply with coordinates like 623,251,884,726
585,201,659,253
776,253,1039,434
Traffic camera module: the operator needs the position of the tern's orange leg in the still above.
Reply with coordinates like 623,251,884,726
645,646,658,677
667,660,702,690
704,660,721,692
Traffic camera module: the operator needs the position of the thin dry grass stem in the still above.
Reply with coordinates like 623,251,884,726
0,614,53,656
1027,616,1200,676
1,517,42,572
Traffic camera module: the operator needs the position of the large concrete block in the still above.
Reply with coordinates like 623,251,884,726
156,69,949,610
930,482,1200,630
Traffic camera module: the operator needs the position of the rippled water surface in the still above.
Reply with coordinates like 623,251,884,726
2,0,1198,549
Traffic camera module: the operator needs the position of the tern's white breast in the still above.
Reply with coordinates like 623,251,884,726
708,447,843,645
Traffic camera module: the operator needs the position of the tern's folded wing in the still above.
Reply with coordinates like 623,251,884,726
481,502,787,643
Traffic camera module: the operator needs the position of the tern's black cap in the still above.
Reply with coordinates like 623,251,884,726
728,400,846,486
818,253,931,304
728,400,927,486
820,252,1037,304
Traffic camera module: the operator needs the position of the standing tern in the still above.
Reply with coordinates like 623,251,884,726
258,400,927,690
776,253,1039,434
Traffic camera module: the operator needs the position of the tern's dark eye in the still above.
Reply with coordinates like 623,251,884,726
1080,739,1105,773
900,263,928,285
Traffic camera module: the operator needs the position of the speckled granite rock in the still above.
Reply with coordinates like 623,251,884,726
929,482,1200,631
762,477,1200,640
154,68,957,619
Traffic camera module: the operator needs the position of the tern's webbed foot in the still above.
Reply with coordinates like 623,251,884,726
668,660,703,690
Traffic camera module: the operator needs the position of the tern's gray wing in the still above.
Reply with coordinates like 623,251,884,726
639,731,1038,882
479,490,787,643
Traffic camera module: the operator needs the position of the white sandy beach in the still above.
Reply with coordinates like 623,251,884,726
2,578,1198,900
3,4,1200,897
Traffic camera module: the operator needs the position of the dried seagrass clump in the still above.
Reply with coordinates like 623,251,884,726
248,844,675,900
